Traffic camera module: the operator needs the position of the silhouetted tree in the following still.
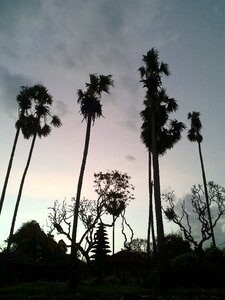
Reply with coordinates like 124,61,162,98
0,86,33,216
91,222,110,282
71,74,113,262
187,111,215,247
91,222,111,262
9,220,66,263
139,48,185,283
48,171,134,263
163,182,225,255
140,90,185,257
94,170,134,254
47,197,106,264
139,49,169,272
127,238,147,253
7,85,62,252
164,233,191,261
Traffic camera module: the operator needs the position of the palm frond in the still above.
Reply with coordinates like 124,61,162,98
99,74,114,94
187,129,197,142
35,104,49,117
160,62,170,76
138,66,146,79
77,89,85,102
86,74,99,95
187,111,203,143
16,86,32,111
166,98,178,113
51,115,62,127
32,84,53,105
38,124,51,138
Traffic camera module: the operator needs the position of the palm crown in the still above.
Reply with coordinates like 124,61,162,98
140,88,185,155
16,85,62,139
77,74,114,123
139,48,170,96
187,111,203,143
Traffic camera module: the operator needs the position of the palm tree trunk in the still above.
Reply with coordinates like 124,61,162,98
198,142,216,247
0,127,20,216
7,133,37,253
112,215,115,255
71,115,92,260
147,150,156,256
151,108,167,285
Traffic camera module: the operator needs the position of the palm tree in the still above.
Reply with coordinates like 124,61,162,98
140,89,185,256
139,49,170,273
71,74,113,261
7,85,62,252
139,48,184,285
187,111,216,247
0,86,33,216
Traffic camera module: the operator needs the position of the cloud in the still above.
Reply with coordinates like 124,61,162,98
0,66,33,117
117,120,138,131
54,101,69,117
0,0,171,73
126,155,136,162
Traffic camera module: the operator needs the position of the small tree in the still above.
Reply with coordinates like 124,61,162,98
163,182,225,256
91,222,111,262
94,170,134,254
91,222,110,282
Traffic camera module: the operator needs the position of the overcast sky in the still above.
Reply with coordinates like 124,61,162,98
0,0,225,251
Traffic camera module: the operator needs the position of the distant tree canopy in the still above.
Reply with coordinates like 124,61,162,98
126,234,190,260
9,220,66,264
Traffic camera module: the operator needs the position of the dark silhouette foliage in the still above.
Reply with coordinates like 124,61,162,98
91,222,111,283
8,220,66,264
91,222,111,263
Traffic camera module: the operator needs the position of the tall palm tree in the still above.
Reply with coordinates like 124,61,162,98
139,48,184,284
0,86,33,216
7,85,62,252
71,74,113,261
140,89,185,256
187,111,216,247
139,49,170,275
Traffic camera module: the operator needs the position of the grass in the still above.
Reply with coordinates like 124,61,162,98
0,280,225,300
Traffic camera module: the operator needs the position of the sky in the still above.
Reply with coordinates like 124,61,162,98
0,0,225,252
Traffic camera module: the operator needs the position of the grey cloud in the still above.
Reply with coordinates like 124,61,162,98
117,119,138,132
0,0,174,78
0,66,33,117
126,155,136,162
55,101,69,117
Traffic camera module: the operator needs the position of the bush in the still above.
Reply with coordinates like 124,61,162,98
170,252,200,287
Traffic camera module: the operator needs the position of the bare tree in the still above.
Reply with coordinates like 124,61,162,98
163,182,225,255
